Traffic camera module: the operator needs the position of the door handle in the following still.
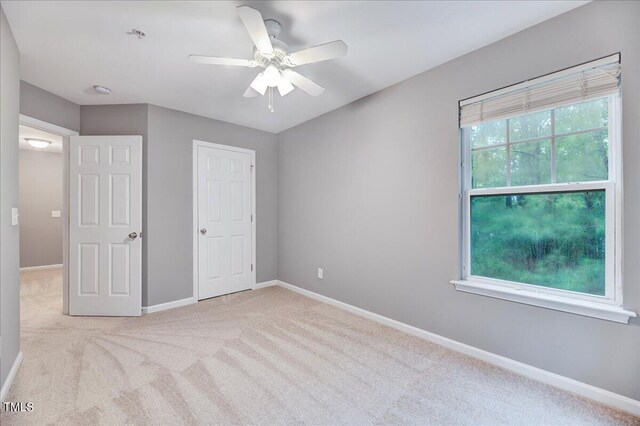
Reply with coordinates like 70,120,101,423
129,232,138,240
200,228,207,235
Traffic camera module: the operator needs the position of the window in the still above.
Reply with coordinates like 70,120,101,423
453,54,636,323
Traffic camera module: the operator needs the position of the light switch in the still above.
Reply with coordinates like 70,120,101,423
51,210,61,218
11,208,19,226
318,268,324,279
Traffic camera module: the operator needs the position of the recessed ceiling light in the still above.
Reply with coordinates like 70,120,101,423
25,138,52,149
93,85,111,95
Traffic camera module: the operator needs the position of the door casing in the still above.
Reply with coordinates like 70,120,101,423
192,140,257,301
19,114,78,315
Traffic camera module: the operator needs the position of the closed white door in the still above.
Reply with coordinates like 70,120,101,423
69,136,142,316
197,144,254,300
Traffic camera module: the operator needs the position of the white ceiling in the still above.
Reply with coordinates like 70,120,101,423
2,1,587,133
19,125,64,153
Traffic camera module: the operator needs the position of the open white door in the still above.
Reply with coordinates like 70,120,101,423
69,136,142,316
196,142,255,300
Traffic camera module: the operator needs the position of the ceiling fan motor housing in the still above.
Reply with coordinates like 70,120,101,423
253,36,292,67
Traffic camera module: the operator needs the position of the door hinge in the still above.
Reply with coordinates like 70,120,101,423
251,264,254,272
251,214,253,222
250,164,255,172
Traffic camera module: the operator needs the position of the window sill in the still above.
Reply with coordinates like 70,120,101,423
451,280,637,324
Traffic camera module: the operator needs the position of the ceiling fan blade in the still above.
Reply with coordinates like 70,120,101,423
249,72,267,95
243,86,259,98
282,70,324,96
189,55,254,67
288,40,347,66
277,78,294,97
237,6,273,55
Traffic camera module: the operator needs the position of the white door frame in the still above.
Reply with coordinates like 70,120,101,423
19,114,79,315
192,140,256,301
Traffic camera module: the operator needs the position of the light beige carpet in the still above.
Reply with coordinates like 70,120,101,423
2,269,638,425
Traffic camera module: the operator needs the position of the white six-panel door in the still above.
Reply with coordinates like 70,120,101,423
69,136,142,316
197,143,254,300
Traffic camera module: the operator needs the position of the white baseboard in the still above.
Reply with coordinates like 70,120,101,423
142,297,195,314
19,264,62,272
254,280,278,289
147,282,278,314
276,280,640,416
0,351,23,402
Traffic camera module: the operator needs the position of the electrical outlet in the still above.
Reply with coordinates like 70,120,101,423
51,210,61,218
317,268,323,279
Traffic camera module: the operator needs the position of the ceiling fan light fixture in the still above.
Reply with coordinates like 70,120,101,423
250,72,268,95
25,138,52,149
263,64,282,87
277,78,294,97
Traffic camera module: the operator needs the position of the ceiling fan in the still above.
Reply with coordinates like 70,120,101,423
189,6,347,111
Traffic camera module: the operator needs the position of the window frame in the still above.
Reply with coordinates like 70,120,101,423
459,94,623,307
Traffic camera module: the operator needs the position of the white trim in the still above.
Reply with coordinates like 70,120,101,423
451,280,636,324
19,115,78,316
462,272,618,306
141,281,276,314
254,280,278,289
275,280,640,416
142,297,195,314
19,264,63,272
192,140,257,302
192,142,198,301
19,114,79,137
0,351,23,402
193,140,256,157
610,94,624,306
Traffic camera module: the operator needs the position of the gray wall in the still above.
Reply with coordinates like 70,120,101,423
277,1,640,400
20,81,80,132
19,150,63,268
81,104,278,306
0,4,21,390
146,105,278,306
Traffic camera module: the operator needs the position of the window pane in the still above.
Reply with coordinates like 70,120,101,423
472,147,506,188
470,120,506,148
556,130,608,183
509,110,551,142
470,190,605,296
510,140,552,186
555,98,608,134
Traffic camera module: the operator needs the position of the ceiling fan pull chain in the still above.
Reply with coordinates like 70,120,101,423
268,87,275,113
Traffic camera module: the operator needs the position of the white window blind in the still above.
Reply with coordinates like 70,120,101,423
459,54,620,128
